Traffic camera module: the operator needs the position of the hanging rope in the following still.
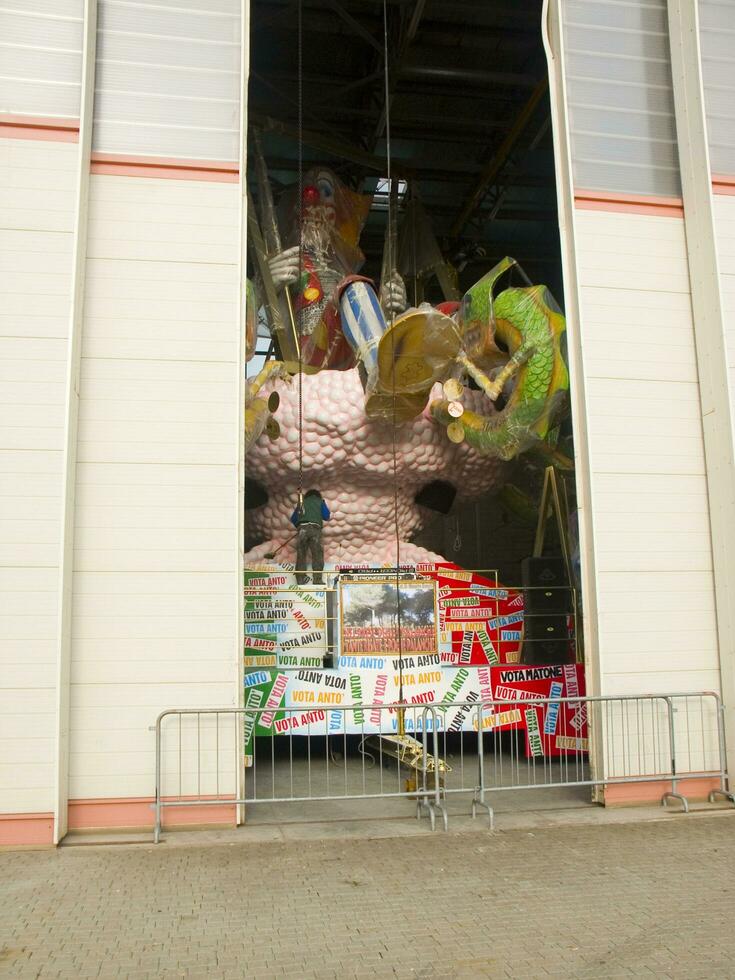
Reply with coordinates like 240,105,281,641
411,183,418,308
382,0,405,715
296,0,304,516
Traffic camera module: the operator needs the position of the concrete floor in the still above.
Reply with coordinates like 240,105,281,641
6,812,735,978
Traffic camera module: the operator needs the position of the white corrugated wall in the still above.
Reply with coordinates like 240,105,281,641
3,0,732,834
701,0,735,422
0,1,83,826
558,0,721,701
561,0,681,197
573,209,720,694
702,0,735,743
93,0,241,160
699,0,735,178
66,0,242,810
69,173,240,802
1,0,243,835
0,137,79,816
0,1,83,118
713,197,735,422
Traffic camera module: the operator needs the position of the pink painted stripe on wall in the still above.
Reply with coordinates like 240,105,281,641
0,813,54,847
604,776,720,806
0,120,239,180
68,796,237,831
712,175,735,196
90,152,239,182
0,114,80,143
574,188,684,217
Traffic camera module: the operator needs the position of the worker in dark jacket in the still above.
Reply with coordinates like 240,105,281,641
291,489,330,585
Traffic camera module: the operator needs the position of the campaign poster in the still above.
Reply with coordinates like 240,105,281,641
244,566,328,669
243,560,527,671
242,560,585,764
486,662,588,758
242,659,587,763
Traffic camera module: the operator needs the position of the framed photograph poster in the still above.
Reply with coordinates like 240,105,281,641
339,578,439,657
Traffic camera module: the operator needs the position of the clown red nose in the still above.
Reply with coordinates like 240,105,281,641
302,184,320,206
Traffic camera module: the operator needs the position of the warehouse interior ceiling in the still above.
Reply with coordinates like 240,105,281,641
248,0,563,302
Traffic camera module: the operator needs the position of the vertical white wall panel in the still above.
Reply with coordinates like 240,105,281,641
699,0,735,176
0,1,84,118
561,0,681,196
69,174,240,800
93,0,240,161
574,208,719,695
0,139,77,812
713,195,735,422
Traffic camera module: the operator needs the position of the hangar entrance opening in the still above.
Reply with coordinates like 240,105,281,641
241,0,590,824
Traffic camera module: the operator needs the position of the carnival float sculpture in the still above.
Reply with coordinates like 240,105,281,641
243,151,570,567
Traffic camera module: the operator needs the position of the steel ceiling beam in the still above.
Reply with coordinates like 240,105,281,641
310,70,383,110
256,0,541,30
423,205,556,222
261,152,552,185
415,1,543,31
255,15,536,45
250,71,346,143
450,76,548,238
403,65,538,88
262,70,529,106
251,111,405,174
323,0,384,54
372,0,427,144
418,24,540,47
482,117,552,224
292,103,509,130
251,0,298,30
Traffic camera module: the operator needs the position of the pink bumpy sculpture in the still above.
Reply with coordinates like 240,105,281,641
245,368,505,565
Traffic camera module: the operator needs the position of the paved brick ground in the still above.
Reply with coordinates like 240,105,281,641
1,815,733,979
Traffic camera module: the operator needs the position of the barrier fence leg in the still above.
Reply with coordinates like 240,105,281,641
661,696,689,813
471,702,494,829
432,714,448,832
153,717,162,843
708,789,735,805
708,699,735,806
418,708,448,832
418,709,435,830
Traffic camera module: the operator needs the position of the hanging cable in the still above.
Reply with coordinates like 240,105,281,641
296,0,304,517
411,183,418,308
382,0,405,718
452,516,462,554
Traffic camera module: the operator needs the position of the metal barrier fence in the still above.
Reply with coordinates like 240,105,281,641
152,691,733,842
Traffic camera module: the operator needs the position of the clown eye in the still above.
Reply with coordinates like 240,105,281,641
317,178,334,200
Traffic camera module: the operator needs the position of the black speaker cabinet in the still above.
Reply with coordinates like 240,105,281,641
521,556,572,614
521,614,571,665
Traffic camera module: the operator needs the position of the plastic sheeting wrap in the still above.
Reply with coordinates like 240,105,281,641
272,169,373,370
431,277,569,460
458,256,513,365
247,171,571,458
248,167,374,370
361,303,463,423
243,362,283,452
396,196,446,280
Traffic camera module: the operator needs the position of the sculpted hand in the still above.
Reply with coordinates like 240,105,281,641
268,246,301,288
379,272,407,316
